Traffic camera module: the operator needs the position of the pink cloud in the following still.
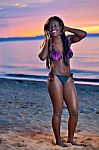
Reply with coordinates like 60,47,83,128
0,0,99,37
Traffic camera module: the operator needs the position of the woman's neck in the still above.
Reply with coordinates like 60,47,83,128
52,35,62,44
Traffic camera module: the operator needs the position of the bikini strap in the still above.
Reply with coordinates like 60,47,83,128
48,71,54,81
70,72,73,77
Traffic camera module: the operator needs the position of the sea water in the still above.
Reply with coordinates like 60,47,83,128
0,36,99,85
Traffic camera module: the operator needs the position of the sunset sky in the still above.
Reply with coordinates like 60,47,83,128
0,0,99,37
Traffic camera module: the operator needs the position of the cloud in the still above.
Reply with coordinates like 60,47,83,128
0,0,99,37
0,0,99,23
0,22,9,27
0,0,53,6
0,1,52,20
13,3,28,8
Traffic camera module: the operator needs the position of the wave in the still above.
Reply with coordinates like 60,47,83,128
0,73,99,86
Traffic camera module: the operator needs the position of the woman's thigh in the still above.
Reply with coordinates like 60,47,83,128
47,76,64,113
63,77,78,115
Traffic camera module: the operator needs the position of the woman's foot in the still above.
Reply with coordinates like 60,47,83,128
56,140,68,147
67,140,82,146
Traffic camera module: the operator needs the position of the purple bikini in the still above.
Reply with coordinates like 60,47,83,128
50,43,73,61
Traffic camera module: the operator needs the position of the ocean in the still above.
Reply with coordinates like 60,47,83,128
0,35,99,85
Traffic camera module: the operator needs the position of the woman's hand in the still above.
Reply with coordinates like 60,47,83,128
44,30,51,41
63,26,69,32
39,30,50,61
63,26,87,44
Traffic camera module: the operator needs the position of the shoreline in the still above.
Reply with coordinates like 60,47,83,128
0,73,99,86
0,78,99,149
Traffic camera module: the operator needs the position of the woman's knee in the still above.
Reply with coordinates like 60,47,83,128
53,110,63,118
69,109,78,119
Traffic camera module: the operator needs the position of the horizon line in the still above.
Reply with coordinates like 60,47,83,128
0,33,99,42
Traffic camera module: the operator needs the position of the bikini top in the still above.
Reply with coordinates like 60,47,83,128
49,43,73,61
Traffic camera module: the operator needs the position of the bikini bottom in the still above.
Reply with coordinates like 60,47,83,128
48,72,73,86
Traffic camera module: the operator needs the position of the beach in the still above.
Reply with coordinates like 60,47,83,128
0,78,99,150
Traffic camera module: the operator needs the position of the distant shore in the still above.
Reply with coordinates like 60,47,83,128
0,33,99,42
0,78,99,150
0,35,44,42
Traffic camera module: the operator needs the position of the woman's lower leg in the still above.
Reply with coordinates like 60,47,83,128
52,113,61,142
52,113,68,147
67,114,78,142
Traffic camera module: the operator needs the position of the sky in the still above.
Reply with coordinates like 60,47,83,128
0,0,99,37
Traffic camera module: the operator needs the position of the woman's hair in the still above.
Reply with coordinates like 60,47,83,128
44,16,64,32
44,16,69,68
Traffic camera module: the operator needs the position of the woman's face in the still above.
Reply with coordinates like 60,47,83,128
48,20,62,37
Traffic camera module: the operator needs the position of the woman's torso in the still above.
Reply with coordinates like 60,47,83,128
49,37,72,75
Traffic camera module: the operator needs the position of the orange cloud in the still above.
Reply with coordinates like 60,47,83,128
14,3,28,8
0,16,99,37
1,25,99,37
81,26,99,33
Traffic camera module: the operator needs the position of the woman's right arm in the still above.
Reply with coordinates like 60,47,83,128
38,31,50,61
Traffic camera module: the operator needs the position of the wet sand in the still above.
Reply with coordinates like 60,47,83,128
0,78,99,150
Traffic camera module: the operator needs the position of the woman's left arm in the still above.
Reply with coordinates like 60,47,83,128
64,26,87,44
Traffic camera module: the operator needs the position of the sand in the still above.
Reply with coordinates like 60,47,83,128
0,78,99,150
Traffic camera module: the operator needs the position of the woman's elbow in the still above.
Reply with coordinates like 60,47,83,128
38,54,46,61
39,57,46,61
82,31,87,38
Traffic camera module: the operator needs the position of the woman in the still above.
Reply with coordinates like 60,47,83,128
38,16,87,147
